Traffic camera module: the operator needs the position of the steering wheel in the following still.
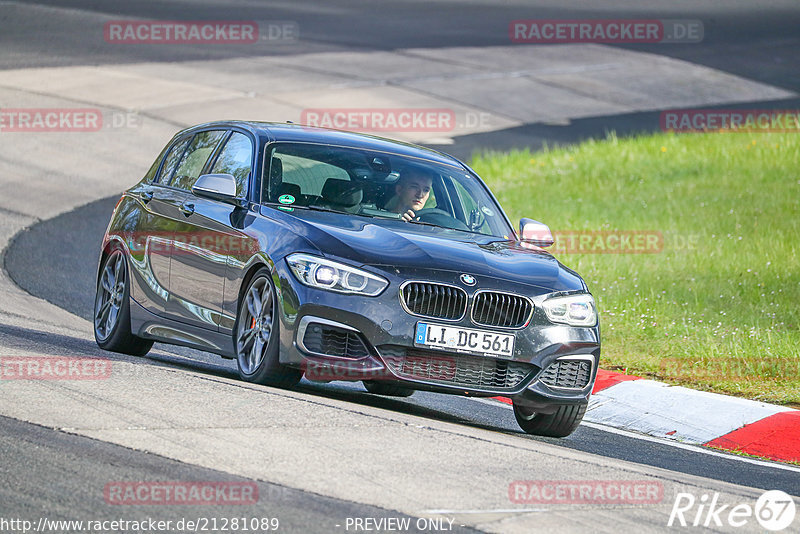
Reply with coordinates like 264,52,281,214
415,208,470,231
468,208,486,231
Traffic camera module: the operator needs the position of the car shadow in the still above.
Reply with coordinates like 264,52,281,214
0,322,522,437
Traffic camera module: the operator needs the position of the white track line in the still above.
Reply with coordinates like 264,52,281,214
470,397,800,474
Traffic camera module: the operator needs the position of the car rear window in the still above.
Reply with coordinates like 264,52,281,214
169,130,227,191
156,137,191,184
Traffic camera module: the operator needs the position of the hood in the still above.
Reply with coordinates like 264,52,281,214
270,208,586,293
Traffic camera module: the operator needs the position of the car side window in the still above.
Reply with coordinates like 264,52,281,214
143,144,170,182
211,132,253,197
274,152,349,198
169,130,227,191
156,137,191,184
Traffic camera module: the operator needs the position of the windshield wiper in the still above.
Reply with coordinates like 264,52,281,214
265,202,383,219
406,219,441,228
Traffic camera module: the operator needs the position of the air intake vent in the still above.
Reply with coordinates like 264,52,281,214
472,291,533,328
539,358,593,389
401,282,467,321
302,323,369,359
379,345,535,391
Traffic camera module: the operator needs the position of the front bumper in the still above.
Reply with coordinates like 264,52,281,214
275,263,600,406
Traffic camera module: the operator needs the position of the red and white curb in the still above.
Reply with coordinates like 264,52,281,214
495,369,800,464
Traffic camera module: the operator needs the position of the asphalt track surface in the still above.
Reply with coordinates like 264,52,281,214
3,0,799,159
6,196,800,497
0,415,472,533
2,0,800,531
4,0,799,94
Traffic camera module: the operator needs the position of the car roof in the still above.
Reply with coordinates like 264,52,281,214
181,120,465,169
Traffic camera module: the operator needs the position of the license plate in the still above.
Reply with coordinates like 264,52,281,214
414,322,515,359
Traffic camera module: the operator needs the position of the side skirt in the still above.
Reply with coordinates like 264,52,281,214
129,299,235,359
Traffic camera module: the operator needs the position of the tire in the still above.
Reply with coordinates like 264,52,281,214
513,402,587,437
93,248,153,356
234,268,302,387
362,380,415,397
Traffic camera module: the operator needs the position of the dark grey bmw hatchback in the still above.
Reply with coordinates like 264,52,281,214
94,121,600,437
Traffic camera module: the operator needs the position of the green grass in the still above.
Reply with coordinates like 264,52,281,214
470,131,800,405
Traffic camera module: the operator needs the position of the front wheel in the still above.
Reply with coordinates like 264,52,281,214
513,402,586,437
93,248,153,356
235,268,302,387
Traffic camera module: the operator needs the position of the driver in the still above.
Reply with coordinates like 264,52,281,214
384,166,433,222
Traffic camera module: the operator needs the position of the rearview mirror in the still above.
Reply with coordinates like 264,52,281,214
519,218,554,248
192,174,245,207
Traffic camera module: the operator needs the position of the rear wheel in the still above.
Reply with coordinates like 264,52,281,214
513,402,586,437
235,268,302,387
93,248,153,356
362,380,415,397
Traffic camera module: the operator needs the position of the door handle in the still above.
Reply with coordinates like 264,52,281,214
180,203,195,216
139,190,154,203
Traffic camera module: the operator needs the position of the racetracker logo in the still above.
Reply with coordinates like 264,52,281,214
304,361,393,382
551,231,664,254
0,356,111,380
0,108,143,132
0,108,102,132
660,109,800,133
104,21,259,44
104,481,258,505
509,480,663,504
510,19,703,43
125,231,260,257
304,354,456,382
301,108,457,132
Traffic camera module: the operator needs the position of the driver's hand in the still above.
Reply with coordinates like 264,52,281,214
400,209,416,222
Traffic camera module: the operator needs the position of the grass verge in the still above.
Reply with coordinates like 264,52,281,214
470,130,800,405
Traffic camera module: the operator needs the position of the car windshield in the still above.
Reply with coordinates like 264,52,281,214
261,142,512,238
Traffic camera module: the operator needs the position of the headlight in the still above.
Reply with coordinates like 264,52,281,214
286,253,388,296
542,293,597,327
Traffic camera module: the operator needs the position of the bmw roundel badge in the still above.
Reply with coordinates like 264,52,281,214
460,274,476,286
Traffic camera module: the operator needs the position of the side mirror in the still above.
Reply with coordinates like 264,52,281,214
192,174,245,207
519,218,554,248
